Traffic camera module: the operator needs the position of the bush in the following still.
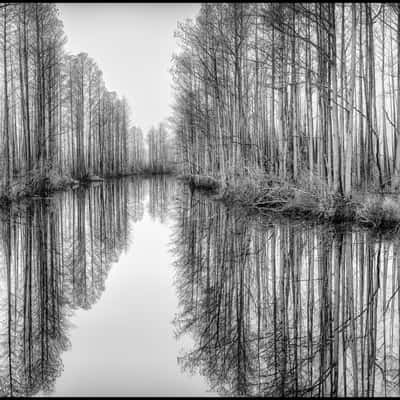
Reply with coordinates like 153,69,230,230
356,195,400,228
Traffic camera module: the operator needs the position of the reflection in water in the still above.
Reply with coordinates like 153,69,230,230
0,177,177,397
1,176,398,397
173,187,400,397
148,176,176,223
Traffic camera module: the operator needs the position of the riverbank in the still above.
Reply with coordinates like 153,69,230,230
0,173,74,206
0,168,177,206
179,172,400,232
0,171,125,206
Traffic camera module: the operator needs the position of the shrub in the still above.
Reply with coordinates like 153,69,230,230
356,195,400,228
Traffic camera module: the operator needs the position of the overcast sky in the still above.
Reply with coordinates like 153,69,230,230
57,3,200,134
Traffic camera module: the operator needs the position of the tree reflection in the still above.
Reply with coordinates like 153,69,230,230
173,188,400,397
148,176,176,223
0,178,146,396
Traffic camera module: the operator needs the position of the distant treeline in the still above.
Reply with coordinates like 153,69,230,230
147,122,176,174
172,3,400,195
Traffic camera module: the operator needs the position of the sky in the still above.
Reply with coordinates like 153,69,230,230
57,3,200,134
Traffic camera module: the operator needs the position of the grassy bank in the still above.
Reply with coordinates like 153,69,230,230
0,171,123,205
179,170,400,232
0,168,177,206
0,172,77,206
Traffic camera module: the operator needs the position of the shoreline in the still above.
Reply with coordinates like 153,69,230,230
8,171,400,235
178,173,400,233
0,171,175,207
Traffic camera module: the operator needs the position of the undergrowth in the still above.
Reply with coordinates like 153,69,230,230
185,167,400,233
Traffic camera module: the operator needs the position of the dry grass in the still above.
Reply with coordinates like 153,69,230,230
0,168,77,204
186,168,400,232
356,195,400,229
223,166,291,207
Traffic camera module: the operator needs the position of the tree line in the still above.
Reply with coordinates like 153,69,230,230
0,3,178,198
172,3,400,195
147,122,176,174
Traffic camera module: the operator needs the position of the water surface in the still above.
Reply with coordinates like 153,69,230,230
0,178,211,396
0,177,399,397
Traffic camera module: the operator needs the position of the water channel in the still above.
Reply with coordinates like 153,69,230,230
0,177,398,396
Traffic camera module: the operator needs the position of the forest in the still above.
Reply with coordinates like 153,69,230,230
0,3,175,202
4,2,400,227
2,3,400,394
172,3,400,227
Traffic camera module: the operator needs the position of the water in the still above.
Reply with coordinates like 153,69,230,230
0,177,399,396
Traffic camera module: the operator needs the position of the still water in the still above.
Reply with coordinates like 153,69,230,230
0,177,399,396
